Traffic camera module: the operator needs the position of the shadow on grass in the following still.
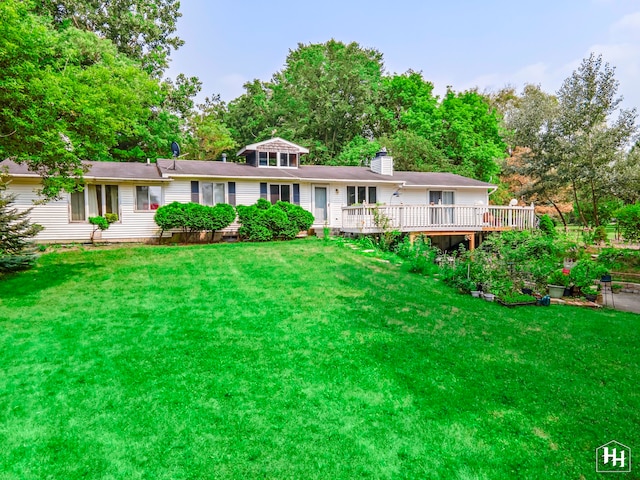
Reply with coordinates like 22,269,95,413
0,261,94,300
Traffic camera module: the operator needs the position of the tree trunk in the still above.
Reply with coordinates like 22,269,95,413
571,179,588,227
549,199,568,232
590,178,600,226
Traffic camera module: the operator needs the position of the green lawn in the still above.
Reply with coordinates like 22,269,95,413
1,239,638,479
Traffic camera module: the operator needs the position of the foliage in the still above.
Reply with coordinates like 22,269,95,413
36,0,184,76
153,202,235,242
105,213,119,224
547,269,570,287
538,214,556,237
498,292,537,304
89,216,109,231
0,0,188,197
506,55,637,227
226,40,384,163
596,247,640,273
237,201,314,242
569,260,607,290
0,176,43,272
394,235,440,275
593,225,608,244
615,203,640,242
332,136,381,166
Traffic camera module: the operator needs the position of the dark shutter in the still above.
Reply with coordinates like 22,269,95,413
293,184,300,205
191,181,199,203
228,182,236,206
260,182,268,199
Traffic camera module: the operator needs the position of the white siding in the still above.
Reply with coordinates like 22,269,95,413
7,180,166,242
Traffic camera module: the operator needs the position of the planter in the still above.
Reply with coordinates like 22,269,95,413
471,290,482,298
498,299,537,307
584,294,597,302
483,293,496,302
548,284,565,299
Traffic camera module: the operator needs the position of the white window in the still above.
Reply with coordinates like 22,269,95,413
191,181,225,205
258,151,298,167
70,185,119,222
347,186,377,205
135,185,162,210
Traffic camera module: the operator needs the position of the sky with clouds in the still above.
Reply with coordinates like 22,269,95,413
167,0,640,111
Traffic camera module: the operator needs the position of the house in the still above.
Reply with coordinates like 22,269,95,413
1,138,535,249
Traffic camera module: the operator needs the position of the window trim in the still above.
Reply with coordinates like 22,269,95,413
256,151,299,168
346,185,377,206
263,183,300,205
135,185,163,212
69,184,121,223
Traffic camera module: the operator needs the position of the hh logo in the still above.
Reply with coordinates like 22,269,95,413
596,440,631,473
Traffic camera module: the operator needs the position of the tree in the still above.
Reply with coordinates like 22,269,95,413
187,96,237,160
226,40,385,163
0,0,182,197
36,0,183,76
554,54,637,226
501,85,572,226
436,90,506,182
0,175,43,272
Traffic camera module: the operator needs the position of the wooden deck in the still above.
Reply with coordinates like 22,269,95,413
341,204,537,235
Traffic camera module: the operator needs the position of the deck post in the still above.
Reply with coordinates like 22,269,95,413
469,233,476,251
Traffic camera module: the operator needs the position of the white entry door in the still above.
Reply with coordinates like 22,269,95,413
313,186,328,222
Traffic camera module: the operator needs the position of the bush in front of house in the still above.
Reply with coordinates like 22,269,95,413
236,200,314,242
154,202,235,242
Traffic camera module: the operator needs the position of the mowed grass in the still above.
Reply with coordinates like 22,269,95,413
0,239,638,479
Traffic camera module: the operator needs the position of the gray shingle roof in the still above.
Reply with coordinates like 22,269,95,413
3,158,496,189
1,159,165,181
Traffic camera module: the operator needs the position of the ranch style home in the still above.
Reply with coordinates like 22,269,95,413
2,138,536,250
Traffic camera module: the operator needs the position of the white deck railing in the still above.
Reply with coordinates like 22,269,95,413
341,204,536,233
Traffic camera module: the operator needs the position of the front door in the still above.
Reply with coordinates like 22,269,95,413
313,186,328,223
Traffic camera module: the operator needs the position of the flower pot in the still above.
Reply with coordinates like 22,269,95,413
471,290,482,298
548,284,565,299
584,294,597,302
483,293,496,302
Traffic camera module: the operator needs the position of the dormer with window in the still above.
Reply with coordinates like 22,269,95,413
237,137,309,168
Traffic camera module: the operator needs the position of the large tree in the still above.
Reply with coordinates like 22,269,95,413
36,0,183,76
0,0,181,197
554,53,637,226
226,40,385,163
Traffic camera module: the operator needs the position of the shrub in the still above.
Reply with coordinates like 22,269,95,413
395,235,440,275
616,203,640,242
538,214,556,237
154,202,236,242
593,225,608,244
569,259,607,290
237,201,314,242
547,269,570,287
89,216,109,230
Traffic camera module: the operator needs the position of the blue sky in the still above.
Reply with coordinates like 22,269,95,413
167,0,640,111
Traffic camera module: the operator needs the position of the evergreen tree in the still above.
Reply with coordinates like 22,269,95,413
0,177,43,272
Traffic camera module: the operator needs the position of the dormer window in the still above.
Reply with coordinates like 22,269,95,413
237,138,309,169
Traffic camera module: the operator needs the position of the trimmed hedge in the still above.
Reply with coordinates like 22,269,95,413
154,202,236,242
237,200,314,242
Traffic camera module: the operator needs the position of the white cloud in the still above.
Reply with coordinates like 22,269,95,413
610,12,640,41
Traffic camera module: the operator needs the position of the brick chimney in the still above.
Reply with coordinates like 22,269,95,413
370,147,393,176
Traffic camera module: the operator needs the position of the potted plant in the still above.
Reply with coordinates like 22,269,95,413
582,285,598,302
498,292,537,307
547,269,569,298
